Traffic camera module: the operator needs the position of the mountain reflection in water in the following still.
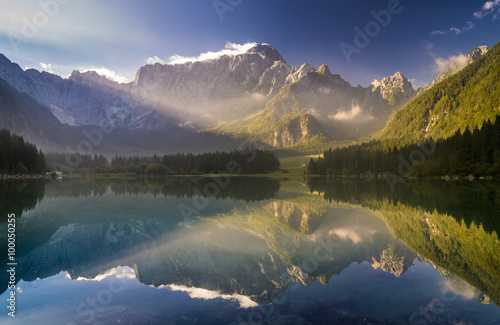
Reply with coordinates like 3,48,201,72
0,177,499,324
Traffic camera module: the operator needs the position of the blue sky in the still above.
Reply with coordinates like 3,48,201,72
0,0,499,88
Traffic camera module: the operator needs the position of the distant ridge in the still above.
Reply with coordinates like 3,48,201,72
381,41,500,145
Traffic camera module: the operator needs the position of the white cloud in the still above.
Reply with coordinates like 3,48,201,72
80,67,129,84
329,101,374,123
39,62,55,74
147,42,257,66
433,54,468,73
474,0,500,19
437,279,478,301
433,1,500,36
431,21,475,36
158,284,258,308
25,62,130,84
146,56,166,65
75,266,136,282
430,30,446,36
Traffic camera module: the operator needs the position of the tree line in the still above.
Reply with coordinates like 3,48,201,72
46,149,280,175
45,152,109,171
308,115,500,177
96,149,280,175
381,41,500,145
0,129,45,174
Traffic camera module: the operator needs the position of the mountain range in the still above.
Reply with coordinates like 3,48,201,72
0,42,494,154
382,42,498,144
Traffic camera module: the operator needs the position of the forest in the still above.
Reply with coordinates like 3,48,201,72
0,129,45,175
102,149,281,175
381,41,500,144
46,149,281,176
308,115,500,177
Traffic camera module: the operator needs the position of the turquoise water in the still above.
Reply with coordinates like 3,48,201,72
0,178,499,324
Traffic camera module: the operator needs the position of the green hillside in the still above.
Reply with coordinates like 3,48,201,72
381,41,500,146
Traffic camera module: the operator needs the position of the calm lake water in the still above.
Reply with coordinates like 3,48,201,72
0,177,499,325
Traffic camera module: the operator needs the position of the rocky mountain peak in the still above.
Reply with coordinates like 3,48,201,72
468,45,490,61
0,53,12,64
0,54,24,76
372,71,410,90
244,43,286,64
69,70,103,82
419,45,490,95
370,71,415,106
317,64,332,76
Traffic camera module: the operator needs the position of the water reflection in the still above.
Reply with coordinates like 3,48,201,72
0,179,45,222
0,178,499,324
308,177,500,233
309,177,500,306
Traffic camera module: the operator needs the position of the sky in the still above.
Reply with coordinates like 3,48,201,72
0,0,499,88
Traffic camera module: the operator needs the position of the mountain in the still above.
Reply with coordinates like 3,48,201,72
1,181,418,303
0,74,240,155
210,66,415,146
131,44,320,129
0,77,80,152
370,71,416,107
0,54,174,130
0,43,417,152
418,46,490,96
381,41,500,144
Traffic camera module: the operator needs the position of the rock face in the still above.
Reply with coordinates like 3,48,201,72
214,62,412,144
370,71,417,107
371,245,417,277
0,43,417,149
272,114,322,147
0,54,167,129
418,45,490,95
0,77,80,151
131,44,329,129
270,200,325,234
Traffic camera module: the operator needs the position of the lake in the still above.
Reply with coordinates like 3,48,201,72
0,177,499,324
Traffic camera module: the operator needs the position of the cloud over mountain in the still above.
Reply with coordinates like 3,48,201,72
147,42,258,65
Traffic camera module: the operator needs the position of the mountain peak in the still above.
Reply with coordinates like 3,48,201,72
0,53,12,63
317,64,331,76
419,44,491,95
301,62,315,71
393,71,403,78
69,70,113,86
244,43,286,64
467,45,489,61
371,71,416,106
